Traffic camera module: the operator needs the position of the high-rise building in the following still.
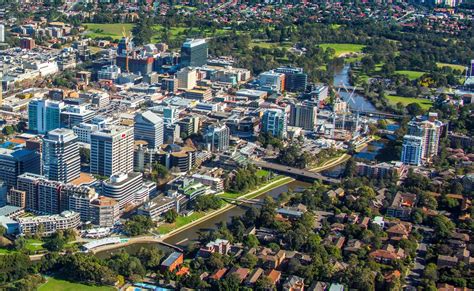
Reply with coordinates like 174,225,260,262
0,148,41,190
102,172,143,211
407,113,443,162
176,67,197,90
262,108,287,138
60,105,95,128
204,123,230,152
19,37,35,50
401,135,423,166
89,196,120,228
7,189,26,208
163,106,179,125
275,67,308,92
180,39,208,67
72,122,99,143
16,173,43,212
90,126,134,177
289,101,317,131
37,179,62,214
164,124,181,144
28,99,65,134
62,184,97,222
43,129,80,183
178,116,200,137
0,24,4,43
258,71,286,93
134,111,164,149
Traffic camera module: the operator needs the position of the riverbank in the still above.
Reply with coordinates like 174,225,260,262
159,176,295,240
309,153,351,172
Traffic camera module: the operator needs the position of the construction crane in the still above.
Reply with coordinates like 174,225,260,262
122,26,133,73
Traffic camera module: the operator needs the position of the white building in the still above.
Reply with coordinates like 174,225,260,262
17,210,81,236
73,123,99,144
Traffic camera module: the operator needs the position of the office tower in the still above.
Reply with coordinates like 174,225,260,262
72,123,99,143
43,129,80,183
0,24,4,43
157,144,196,173
275,66,308,92
176,67,197,90
90,126,134,177
61,105,95,128
102,172,143,211
134,111,164,149
0,148,41,189
163,106,179,125
289,101,318,131
164,124,181,144
204,124,230,152
178,116,200,137
20,37,35,50
407,113,443,162
161,77,178,93
89,196,120,227
258,71,286,93
180,39,208,67
401,135,423,166
28,99,65,134
262,108,288,139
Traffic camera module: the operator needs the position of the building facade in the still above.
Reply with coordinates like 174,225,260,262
42,128,80,183
90,126,134,177
134,111,164,149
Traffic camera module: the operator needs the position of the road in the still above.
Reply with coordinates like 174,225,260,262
405,241,428,290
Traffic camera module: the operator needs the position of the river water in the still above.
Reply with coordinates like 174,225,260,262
163,180,310,248
333,65,377,112
97,65,380,255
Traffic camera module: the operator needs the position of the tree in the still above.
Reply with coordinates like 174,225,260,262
430,215,455,238
2,125,15,136
255,276,275,291
240,253,258,268
44,231,67,252
124,215,154,236
244,234,259,249
0,225,5,237
407,103,423,116
164,209,178,223
423,263,438,283
79,148,90,164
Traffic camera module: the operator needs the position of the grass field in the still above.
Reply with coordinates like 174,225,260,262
394,70,425,80
83,23,134,40
318,43,366,57
38,277,115,291
25,239,44,252
152,25,232,42
157,212,206,234
386,95,433,110
436,62,466,72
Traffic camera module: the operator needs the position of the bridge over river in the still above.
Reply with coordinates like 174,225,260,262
253,160,341,184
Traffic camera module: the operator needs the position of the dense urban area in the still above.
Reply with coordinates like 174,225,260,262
0,0,473,291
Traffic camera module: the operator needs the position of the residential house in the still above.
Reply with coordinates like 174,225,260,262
283,275,305,291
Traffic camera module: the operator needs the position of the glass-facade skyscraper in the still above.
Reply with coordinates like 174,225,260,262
180,39,208,67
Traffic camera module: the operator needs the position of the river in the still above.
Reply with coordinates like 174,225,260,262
333,65,377,112
162,180,310,249
96,65,379,255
